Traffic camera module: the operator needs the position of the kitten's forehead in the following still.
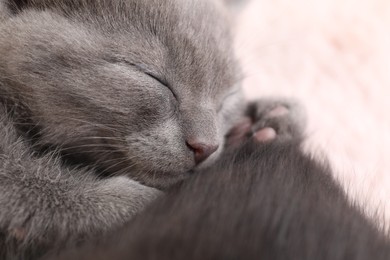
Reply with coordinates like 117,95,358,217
85,0,238,97
16,0,239,97
158,0,237,89
111,0,238,97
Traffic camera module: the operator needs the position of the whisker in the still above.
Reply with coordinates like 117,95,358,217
111,160,141,177
60,144,127,152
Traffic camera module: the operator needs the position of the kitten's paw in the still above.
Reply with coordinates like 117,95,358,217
249,98,306,143
94,176,162,217
226,98,306,146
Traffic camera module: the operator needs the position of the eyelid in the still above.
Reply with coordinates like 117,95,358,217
143,71,178,100
107,55,178,100
112,58,178,99
143,71,169,88
111,58,167,85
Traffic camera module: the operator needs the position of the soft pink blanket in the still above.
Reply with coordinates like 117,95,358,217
236,0,390,226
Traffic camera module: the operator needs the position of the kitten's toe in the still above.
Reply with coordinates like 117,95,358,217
225,117,253,147
253,127,277,143
264,105,290,118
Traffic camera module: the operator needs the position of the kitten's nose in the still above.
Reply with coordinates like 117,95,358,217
186,140,219,165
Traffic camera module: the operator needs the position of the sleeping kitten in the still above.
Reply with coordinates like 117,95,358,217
0,0,303,259
54,135,390,260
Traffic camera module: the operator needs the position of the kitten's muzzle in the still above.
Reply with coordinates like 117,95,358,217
186,140,219,165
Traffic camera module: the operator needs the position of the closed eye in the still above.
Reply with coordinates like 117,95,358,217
144,71,169,89
144,71,178,100
107,56,177,99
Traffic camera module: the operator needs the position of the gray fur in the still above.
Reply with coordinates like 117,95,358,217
0,0,303,259
0,0,244,187
0,0,247,258
0,105,161,259
53,140,390,260
0,0,9,20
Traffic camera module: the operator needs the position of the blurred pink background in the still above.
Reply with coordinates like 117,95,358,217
235,0,390,227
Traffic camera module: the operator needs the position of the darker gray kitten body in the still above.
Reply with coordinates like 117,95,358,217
55,140,390,260
0,0,251,258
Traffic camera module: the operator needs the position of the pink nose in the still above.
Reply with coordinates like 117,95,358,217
186,140,219,165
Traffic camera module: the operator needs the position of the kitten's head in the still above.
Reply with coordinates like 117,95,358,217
0,0,245,188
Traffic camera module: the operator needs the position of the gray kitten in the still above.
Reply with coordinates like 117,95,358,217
0,0,303,259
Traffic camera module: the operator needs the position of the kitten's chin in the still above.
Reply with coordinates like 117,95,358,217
132,169,191,190
144,173,190,190
124,142,226,189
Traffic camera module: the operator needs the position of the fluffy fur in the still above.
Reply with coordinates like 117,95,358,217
0,0,244,258
0,0,304,258
0,105,161,259
53,140,390,260
0,0,243,187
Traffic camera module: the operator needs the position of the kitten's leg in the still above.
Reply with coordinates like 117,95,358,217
0,159,160,259
227,98,306,146
0,112,161,259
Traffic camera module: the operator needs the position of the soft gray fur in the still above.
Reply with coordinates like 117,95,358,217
0,105,161,258
0,0,9,20
0,0,244,186
0,0,303,259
